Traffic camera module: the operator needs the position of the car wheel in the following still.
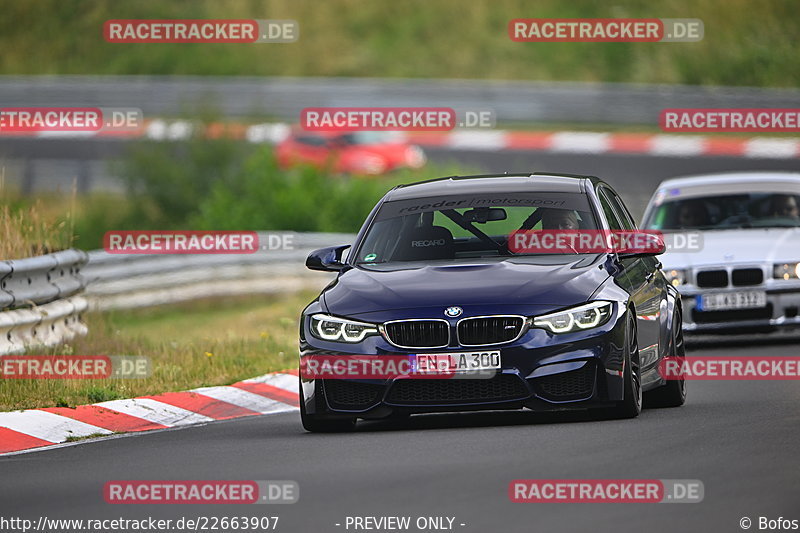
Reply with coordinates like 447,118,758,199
299,379,356,433
599,313,642,420
644,307,687,408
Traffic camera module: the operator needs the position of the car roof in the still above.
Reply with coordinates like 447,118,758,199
655,171,800,198
385,173,594,201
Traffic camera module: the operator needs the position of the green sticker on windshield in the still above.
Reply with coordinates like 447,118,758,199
364,253,377,262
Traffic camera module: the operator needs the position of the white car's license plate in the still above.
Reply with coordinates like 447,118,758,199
697,291,767,311
414,351,501,373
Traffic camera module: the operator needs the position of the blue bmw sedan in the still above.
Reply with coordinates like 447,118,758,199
299,173,685,432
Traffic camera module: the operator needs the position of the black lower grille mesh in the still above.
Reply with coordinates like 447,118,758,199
386,374,529,404
458,316,524,345
534,364,596,401
324,380,384,409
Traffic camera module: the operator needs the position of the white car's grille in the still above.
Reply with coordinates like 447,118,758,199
695,268,764,288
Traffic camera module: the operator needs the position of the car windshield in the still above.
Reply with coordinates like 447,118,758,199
355,192,598,264
644,193,800,230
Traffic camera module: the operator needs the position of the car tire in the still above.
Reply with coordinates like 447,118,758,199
598,313,642,420
299,379,356,433
644,307,687,408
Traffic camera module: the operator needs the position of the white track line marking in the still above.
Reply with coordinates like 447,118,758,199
190,386,296,414
744,138,799,158
649,135,707,156
243,372,300,394
95,398,214,426
0,410,112,442
446,130,507,150
550,132,611,153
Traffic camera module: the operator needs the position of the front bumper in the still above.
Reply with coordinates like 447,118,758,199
299,308,630,419
678,287,800,333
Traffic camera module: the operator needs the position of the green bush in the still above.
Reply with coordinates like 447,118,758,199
192,150,406,233
193,147,474,233
122,135,250,227
103,133,472,236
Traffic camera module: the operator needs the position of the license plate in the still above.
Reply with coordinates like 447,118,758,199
414,351,501,374
696,291,767,311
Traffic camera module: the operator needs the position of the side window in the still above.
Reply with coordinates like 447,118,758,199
608,190,636,230
598,190,624,231
295,135,327,146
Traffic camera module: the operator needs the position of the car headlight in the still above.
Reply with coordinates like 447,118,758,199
664,269,687,287
405,145,426,168
353,155,387,175
773,263,800,280
309,314,378,343
532,301,614,334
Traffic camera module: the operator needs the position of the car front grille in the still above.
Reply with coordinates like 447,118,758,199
383,320,449,348
732,268,763,286
696,270,728,288
457,316,526,346
533,363,596,401
324,380,385,410
386,374,530,404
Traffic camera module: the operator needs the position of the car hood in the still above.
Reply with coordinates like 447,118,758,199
660,227,800,268
322,258,609,319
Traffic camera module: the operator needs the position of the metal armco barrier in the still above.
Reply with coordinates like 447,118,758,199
82,232,353,310
1,249,88,309
0,249,89,354
1,75,799,125
0,233,350,352
0,296,88,354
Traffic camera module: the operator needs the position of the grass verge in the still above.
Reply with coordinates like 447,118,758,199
1,0,798,87
0,291,317,411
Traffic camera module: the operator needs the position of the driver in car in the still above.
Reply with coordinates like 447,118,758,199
540,208,580,230
769,195,800,220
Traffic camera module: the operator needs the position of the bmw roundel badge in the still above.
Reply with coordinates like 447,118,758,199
444,306,463,317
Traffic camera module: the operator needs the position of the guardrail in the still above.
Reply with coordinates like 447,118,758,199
0,249,89,354
82,232,354,310
0,232,350,354
2,75,799,125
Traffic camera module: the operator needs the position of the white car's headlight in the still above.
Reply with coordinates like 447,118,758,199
773,263,800,280
533,301,614,334
664,269,687,287
310,314,378,343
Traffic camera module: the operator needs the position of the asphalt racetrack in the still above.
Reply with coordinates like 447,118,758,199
2,149,800,532
2,335,800,532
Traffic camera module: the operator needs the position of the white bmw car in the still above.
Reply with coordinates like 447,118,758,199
641,172,800,333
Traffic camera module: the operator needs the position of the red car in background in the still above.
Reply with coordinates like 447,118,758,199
275,129,426,176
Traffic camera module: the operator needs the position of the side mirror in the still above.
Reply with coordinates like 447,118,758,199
306,245,351,272
616,231,666,258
